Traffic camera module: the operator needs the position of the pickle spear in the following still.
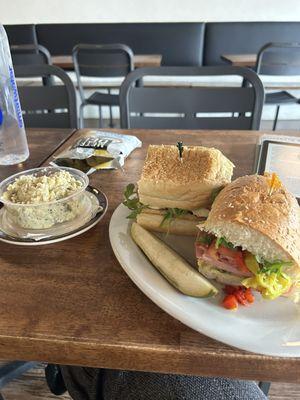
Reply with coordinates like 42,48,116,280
131,222,218,298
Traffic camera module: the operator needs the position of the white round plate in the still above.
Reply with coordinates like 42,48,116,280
0,186,108,246
109,204,300,357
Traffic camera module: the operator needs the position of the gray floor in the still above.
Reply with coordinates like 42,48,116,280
0,364,299,400
260,119,300,130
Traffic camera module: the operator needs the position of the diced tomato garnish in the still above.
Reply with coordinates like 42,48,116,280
234,288,248,306
244,288,255,303
221,287,255,311
222,294,238,310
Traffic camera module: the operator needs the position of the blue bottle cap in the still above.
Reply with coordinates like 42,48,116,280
0,108,2,126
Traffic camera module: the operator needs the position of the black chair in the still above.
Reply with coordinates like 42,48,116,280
11,44,54,87
4,24,38,46
72,43,134,128
256,42,300,130
14,64,77,128
120,66,264,130
10,44,51,66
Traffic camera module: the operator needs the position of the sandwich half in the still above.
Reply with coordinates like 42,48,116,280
123,144,234,235
196,173,300,300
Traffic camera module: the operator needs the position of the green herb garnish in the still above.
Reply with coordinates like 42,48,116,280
160,207,188,227
123,184,189,223
177,141,184,161
197,234,213,246
123,183,147,219
215,236,235,249
258,259,293,275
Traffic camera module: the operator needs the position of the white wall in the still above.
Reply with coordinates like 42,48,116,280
2,0,300,24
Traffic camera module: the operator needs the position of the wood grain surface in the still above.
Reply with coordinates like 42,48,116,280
221,54,257,67
0,129,300,383
0,129,75,181
52,54,162,69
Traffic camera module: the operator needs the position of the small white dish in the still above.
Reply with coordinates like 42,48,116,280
109,203,300,357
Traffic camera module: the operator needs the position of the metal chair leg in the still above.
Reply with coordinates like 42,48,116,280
79,103,85,129
273,105,280,130
108,89,114,128
0,361,37,389
98,105,103,128
258,381,271,396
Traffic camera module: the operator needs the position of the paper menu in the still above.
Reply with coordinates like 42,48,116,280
264,142,300,198
259,134,300,145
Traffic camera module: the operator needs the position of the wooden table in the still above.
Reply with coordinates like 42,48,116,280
221,54,300,90
52,54,162,70
0,129,300,383
221,54,257,68
0,128,75,181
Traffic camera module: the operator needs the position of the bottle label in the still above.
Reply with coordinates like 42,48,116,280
9,66,24,129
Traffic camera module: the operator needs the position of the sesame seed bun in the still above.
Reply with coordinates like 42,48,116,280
200,174,300,266
137,145,234,210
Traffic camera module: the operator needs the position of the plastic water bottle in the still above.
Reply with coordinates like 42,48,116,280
0,25,29,165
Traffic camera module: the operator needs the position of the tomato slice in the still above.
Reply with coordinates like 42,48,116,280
216,245,249,274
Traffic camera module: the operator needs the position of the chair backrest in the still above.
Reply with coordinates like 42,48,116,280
11,44,51,66
256,42,300,75
120,66,264,130
73,43,134,100
203,22,300,66
37,23,204,66
14,64,77,129
4,24,38,46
